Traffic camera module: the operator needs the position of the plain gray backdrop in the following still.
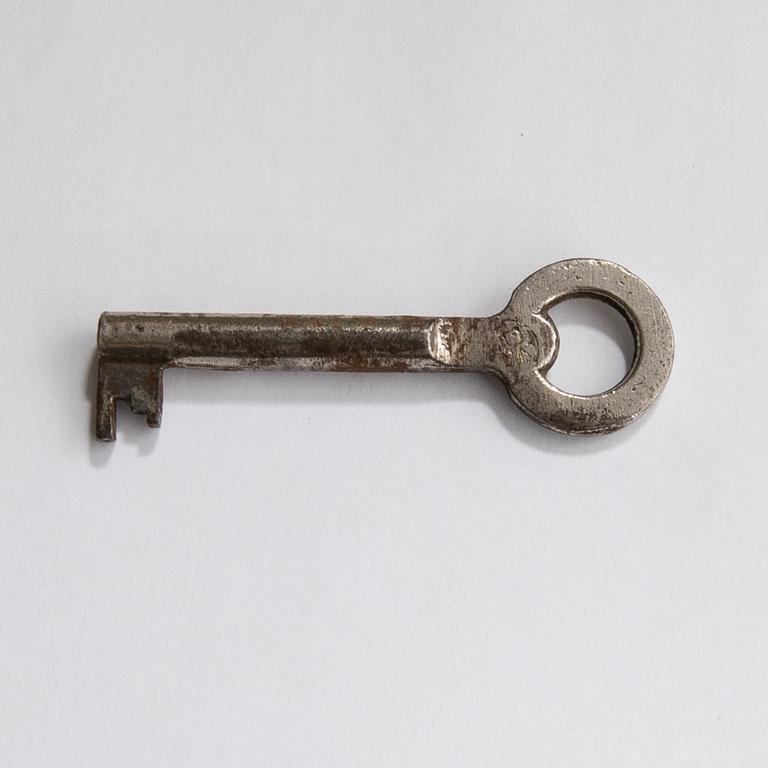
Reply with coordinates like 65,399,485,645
2,1,767,765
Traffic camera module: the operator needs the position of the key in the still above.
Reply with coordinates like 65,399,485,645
95,258,673,441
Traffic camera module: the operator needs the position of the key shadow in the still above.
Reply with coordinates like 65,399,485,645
159,367,646,455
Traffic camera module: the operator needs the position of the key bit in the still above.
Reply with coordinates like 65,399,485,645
95,259,673,441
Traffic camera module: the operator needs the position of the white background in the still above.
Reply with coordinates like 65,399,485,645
2,2,767,765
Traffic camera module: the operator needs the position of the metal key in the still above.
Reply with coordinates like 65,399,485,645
96,259,673,440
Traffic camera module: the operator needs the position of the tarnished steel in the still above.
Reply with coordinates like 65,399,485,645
96,259,674,441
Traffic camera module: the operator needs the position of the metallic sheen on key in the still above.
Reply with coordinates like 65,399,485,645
96,259,674,440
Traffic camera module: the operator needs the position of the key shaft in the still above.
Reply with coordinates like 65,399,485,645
98,313,448,372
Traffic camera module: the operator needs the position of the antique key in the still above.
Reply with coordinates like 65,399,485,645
96,259,673,440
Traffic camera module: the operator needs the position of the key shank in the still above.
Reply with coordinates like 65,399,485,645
96,312,470,441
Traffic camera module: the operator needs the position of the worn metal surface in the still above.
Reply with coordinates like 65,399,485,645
96,259,674,440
